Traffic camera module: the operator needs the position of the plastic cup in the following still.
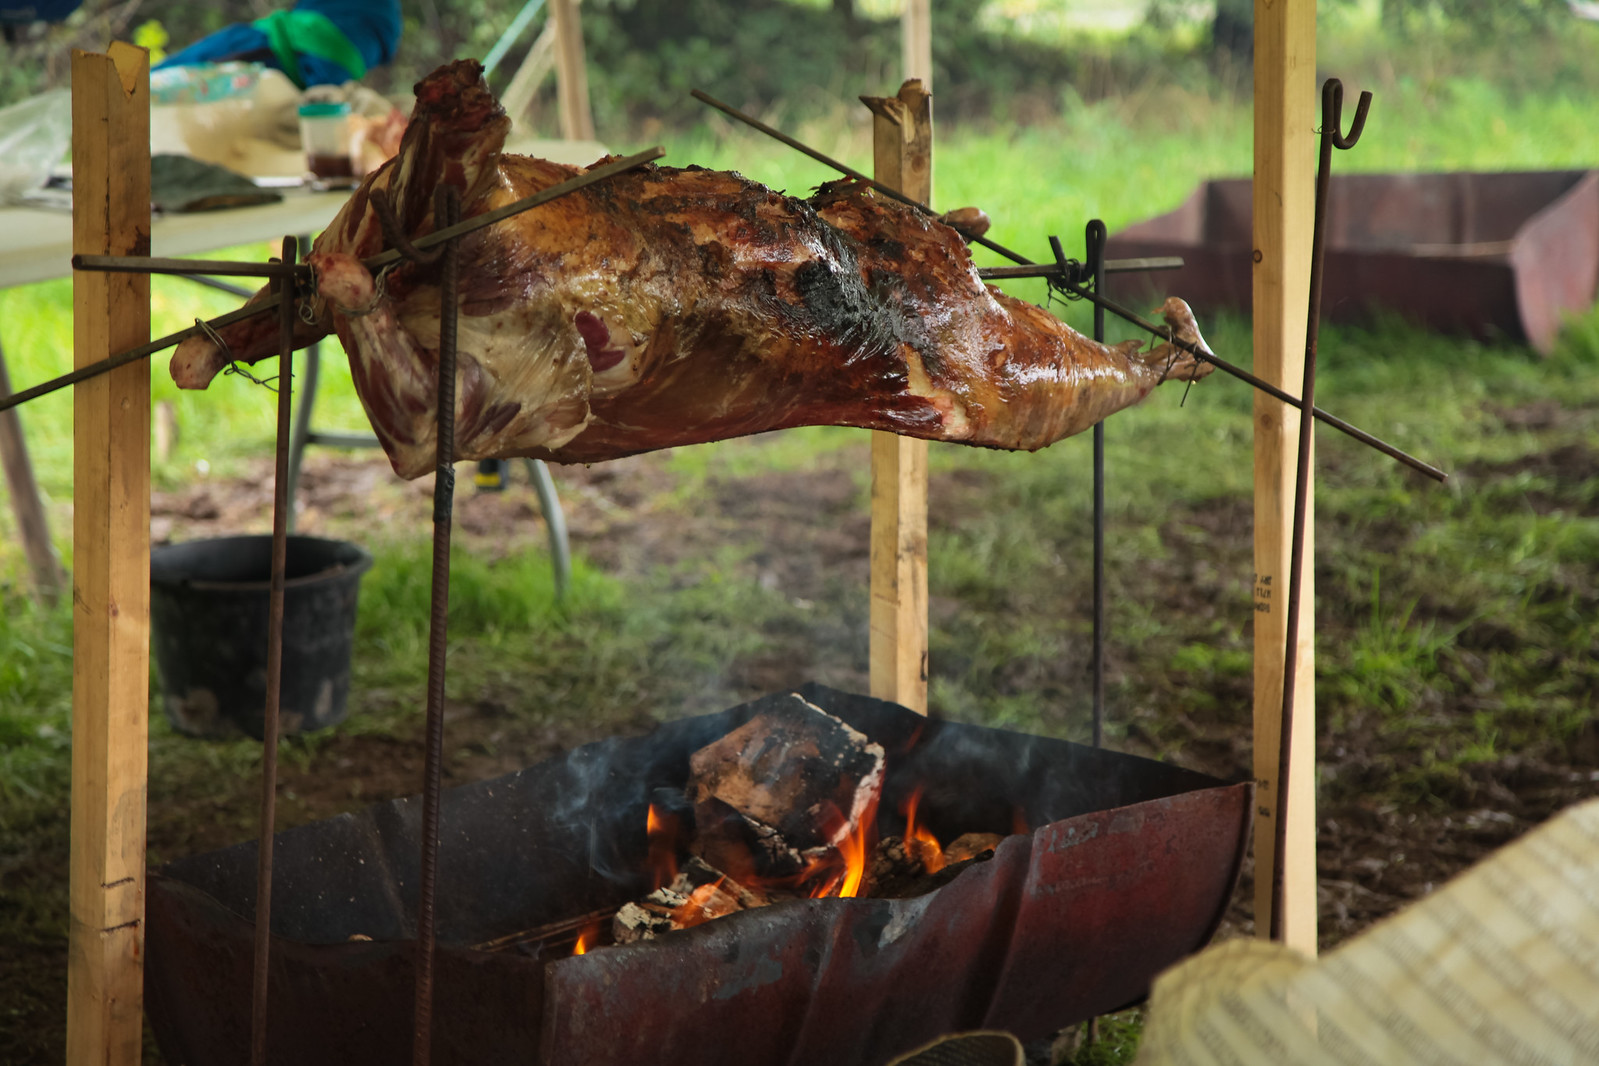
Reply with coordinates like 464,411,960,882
297,101,354,188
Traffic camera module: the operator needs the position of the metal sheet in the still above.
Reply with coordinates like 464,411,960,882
1107,170,1599,354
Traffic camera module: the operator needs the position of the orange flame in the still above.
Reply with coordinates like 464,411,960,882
902,788,945,874
798,797,878,899
573,925,596,955
837,817,870,898
646,804,681,890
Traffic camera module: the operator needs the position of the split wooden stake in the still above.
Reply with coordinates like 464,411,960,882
1252,0,1319,954
867,80,932,715
67,42,151,1066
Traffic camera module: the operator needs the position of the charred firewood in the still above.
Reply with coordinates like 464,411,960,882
687,695,885,879
944,832,1005,865
612,857,774,943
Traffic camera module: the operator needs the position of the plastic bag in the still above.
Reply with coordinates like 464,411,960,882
0,89,71,204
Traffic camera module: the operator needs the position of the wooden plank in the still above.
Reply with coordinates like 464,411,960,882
550,0,596,141
902,0,933,89
67,42,151,1066
867,80,932,714
0,343,64,602
1251,0,1318,955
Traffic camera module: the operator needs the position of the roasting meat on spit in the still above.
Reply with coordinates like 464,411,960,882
170,61,1214,478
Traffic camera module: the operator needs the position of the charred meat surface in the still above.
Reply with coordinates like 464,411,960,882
170,60,1213,478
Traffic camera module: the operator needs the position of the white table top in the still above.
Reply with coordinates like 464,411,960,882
0,139,611,290
0,185,354,290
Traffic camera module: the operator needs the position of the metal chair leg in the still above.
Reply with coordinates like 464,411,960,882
524,458,571,600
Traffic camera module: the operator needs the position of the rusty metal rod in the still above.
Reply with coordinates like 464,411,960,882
251,235,299,1066
690,88,1447,484
1270,78,1371,945
4,147,666,417
1052,276,1446,482
979,257,1183,279
412,185,462,1066
1086,221,1108,752
73,254,311,278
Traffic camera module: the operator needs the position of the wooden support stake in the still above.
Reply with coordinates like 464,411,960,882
550,0,595,141
902,0,933,89
867,80,932,714
67,42,151,1066
0,343,64,602
1252,0,1318,954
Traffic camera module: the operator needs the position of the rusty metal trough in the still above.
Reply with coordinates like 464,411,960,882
146,685,1251,1065
1107,170,1599,353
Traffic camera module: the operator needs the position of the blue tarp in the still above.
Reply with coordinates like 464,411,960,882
155,0,402,88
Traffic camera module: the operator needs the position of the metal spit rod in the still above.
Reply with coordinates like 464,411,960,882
689,88,1446,484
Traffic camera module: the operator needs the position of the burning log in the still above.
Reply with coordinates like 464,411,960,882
687,695,885,882
865,831,1005,898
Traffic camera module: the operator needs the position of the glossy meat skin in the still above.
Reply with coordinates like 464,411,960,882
171,61,1211,479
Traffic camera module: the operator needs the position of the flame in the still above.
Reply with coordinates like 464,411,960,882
573,925,595,955
837,817,870,898
646,803,681,890
902,788,945,874
798,798,877,899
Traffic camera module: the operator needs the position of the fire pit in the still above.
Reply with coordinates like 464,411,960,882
145,685,1250,1065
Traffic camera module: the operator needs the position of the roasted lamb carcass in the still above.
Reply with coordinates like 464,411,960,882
171,61,1213,479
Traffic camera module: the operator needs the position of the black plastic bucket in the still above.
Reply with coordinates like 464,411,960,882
150,535,373,739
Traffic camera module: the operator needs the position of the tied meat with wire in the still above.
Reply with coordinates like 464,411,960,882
169,60,1214,479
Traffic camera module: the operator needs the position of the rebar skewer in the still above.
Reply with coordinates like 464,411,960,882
412,184,462,1066
251,235,299,1066
1086,221,1108,751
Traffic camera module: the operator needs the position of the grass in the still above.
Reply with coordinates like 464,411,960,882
4,34,1599,1064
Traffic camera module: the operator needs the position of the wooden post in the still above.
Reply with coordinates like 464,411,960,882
867,81,932,714
902,0,933,89
67,43,151,1066
0,344,65,602
1252,0,1318,954
550,0,595,141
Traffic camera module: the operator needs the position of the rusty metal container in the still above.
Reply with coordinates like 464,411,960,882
145,686,1251,1065
1107,170,1599,353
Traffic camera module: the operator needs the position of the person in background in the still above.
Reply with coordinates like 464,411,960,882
155,0,402,88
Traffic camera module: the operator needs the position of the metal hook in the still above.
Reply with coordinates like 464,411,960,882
1322,77,1373,151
